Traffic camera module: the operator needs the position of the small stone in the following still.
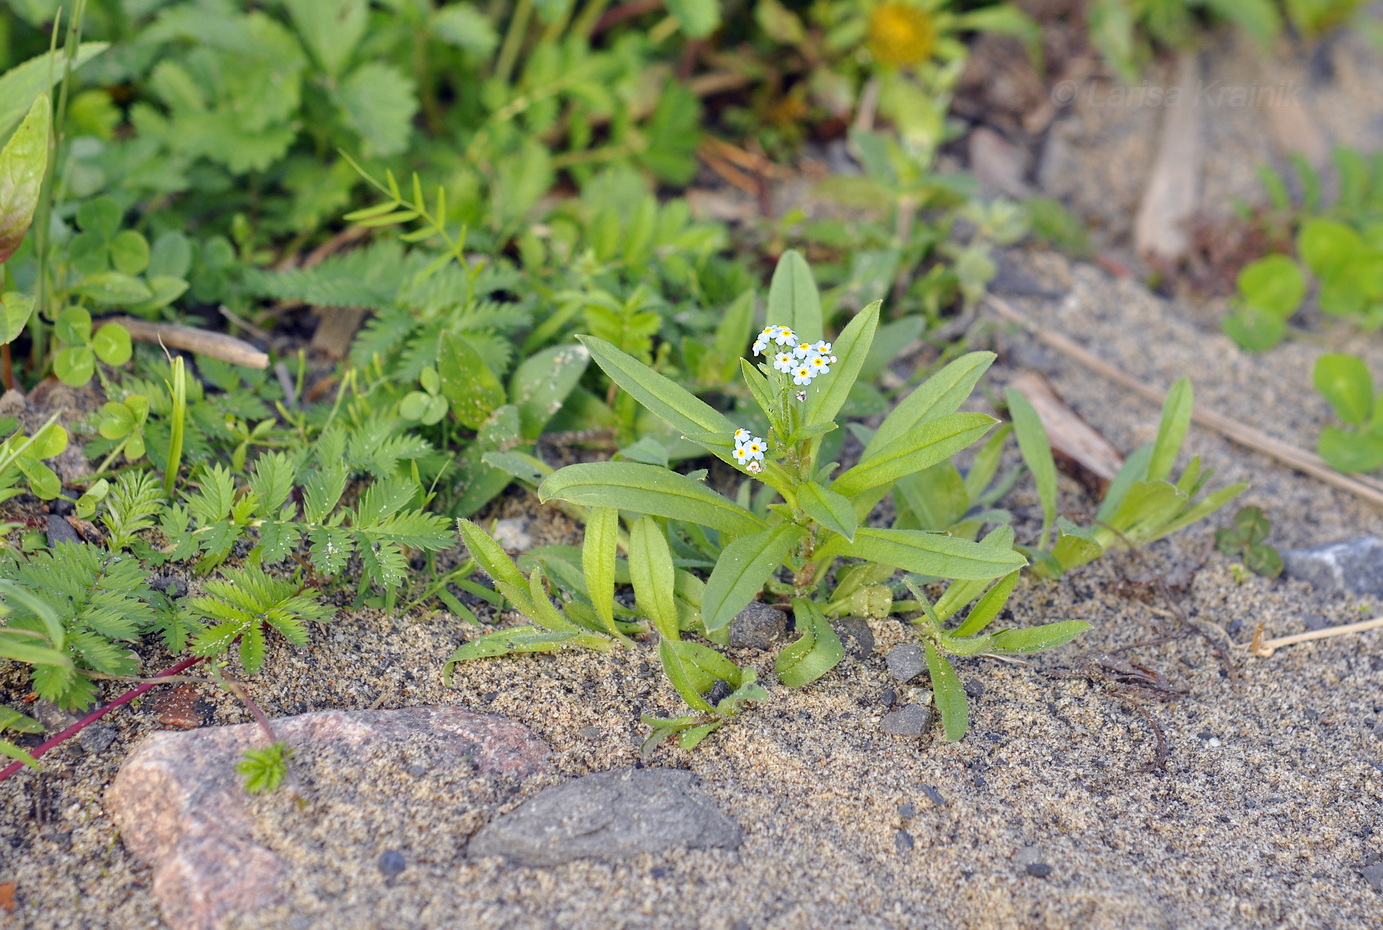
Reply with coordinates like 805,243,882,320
468,768,741,866
45,515,82,547
32,700,78,733
706,680,733,705
880,686,897,708
880,705,933,737
832,617,875,659
894,829,915,854
577,726,602,741
1282,537,1383,598
898,802,918,820
490,518,532,552
728,602,786,651
377,849,406,878
886,644,924,682
149,575,188,599
1026,862,1053,878
1363,862,1383,892
79,725,117,754
964,679,986,699
49,492,76,517
151,683,208,730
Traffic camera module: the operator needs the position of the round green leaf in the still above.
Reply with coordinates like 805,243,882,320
76,195,121,239
147,230,192,278
53,345,95,385
1313,353,1373,426
109,229,149,275
1318,426,1383,474
54,306,91,345
0,291,35,345
31,423,67,459
91,322,132,366
1299,219,1362,280
1235,254,1305,318
99,402,135,439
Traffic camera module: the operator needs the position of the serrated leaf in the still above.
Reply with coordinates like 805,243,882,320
334,61,417,158
285,0,367,79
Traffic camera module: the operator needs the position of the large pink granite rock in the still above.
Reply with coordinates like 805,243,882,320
106,706,548,930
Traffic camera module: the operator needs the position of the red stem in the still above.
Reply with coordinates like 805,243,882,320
0,654,206,784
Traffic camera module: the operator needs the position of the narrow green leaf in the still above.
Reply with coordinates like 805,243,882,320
775,598,844,687
630,517,679,640
739,358,777,422
1005,386,1057,533
822,527,1026,580
950,570,1020,637
865,351,996,458
988,620,1090,654
444,628,603,674
456,519,528,592
924,641,967,741
701,524,805,634
832,412,996,498
709,289,755,382
0,740,40,770
767,249,822,343
580,335,733,441
1147,379,1193,482
803,301,879,428
540,463,766,535
797,482,857,541
582,506,620,635
0,44,106,142
658,638,715,712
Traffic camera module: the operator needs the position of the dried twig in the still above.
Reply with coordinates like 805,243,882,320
101,317,268,370
985,295,1383,510
1239,616,1383,658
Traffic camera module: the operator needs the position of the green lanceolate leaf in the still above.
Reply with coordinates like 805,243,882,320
797,482,857,542
988,620,1090,654
832,412,997,499
767,249,823,343
580,335,733,441
701,524,805,634
864,351,996,458
439,333,506,429
1047,517,1104,576
0,94,50,265
776,598,844,687
739,358,778,424
950,570,1021,637
925,641,967,741
1147,379,1193,482
582,506,620,635
630,517,679,640
658,638,715,712
444,628,610,676
803,301,879,428
823,527,1026,580
1005,386,1057,534
708,290,755,383
456,519,528,592
510,343,590,439
540,463,766,535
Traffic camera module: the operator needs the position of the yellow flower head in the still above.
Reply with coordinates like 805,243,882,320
867,1,936,69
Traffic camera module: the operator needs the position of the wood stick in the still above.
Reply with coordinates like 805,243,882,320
100,317,269,370
985,295,1383,511
1241,616,1383,658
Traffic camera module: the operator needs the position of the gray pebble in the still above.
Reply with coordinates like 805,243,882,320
1026,862,1053,878
578,726,602,740
1282,536,1383,598
490,518,532,552
728,602,786,651
32,700,78,732
1363,862,1383,893
377,849,406,878
886,644,924,682
894,829,915,854
832,617,875,659
46,514,82,547
706,680,733,705
898,802,918,819
79,725,117,754
880,686,897,707
880,704,933,736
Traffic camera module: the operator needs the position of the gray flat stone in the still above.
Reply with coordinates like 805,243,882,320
886,643,925,682
832,617,875,659
468,767,741,866
880,704,933,736
1282,537,1383,598
729,602,787,650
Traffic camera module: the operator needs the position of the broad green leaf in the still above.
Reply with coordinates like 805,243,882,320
540,463,766,535
630,517,679,640
1047,517,1104,575
334,62,417,158
803,301,879,428
1313,353,1373,427
1148,379,1193,482
69,272,151,305
893,463,968,532
865,351,996,458
925,641,967,741
510,343,590,439
431,4,500,56
701,524,805,634
455,405,523,515
798,482,857,541
440,333,506,429
822,527,1026,580
1299,218,1361,280
109,230,150,276
831,412,996,498
766,249,822,343
0,94,50,264
664,0,722,37
92,323,132,366
581,335,734,441
0,292,34,345
1235,254,1305,318
0,45,106,143
456,519,528,592
988,620,1090,654
1222,306,1287,352
1005,387,1057,533
776,598,844,687
582,507,620,635
53,347,95,386
1318,426,1383,473
285,0,367,79
950,570,1020,637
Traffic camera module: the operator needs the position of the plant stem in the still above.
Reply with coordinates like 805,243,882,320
0,655,206,784
494,0,534,86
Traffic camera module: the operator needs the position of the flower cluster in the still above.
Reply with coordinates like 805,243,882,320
731,428,766,474
752,325,838,387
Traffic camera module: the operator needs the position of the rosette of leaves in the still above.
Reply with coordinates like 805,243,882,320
1214,506,1282,578
1006,380,1247,578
